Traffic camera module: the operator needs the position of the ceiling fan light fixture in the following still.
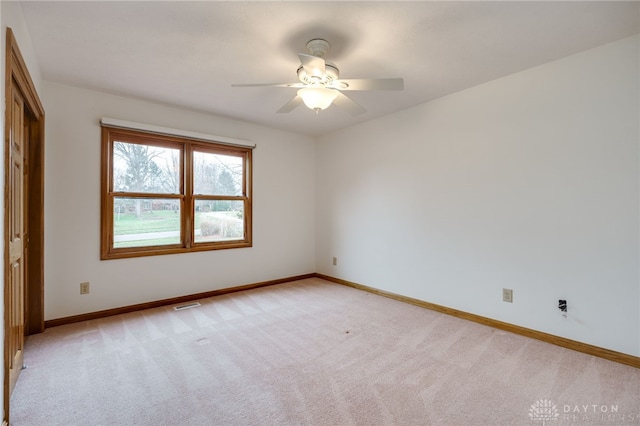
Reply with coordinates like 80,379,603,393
297,87,338,112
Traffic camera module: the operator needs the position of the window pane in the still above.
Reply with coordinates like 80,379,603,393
194,199,244,243
113,197,181,248
113,142,180,194
193,151,243,196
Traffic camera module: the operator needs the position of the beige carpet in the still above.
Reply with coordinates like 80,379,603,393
10,278,640,425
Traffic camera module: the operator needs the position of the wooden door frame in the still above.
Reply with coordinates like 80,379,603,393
3,27,45,422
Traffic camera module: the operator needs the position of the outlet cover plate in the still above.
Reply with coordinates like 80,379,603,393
503,288,513,303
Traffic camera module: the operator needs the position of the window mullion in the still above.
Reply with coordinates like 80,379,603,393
184,143,193,248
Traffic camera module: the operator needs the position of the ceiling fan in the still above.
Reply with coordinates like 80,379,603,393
232,39,404,115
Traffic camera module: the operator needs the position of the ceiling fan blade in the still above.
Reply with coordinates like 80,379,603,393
332,91,366,116
331,78,404,91
298,53,325,78
232,82,304,88
277,95,303,113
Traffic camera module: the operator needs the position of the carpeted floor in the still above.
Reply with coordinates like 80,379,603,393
10,278,640,425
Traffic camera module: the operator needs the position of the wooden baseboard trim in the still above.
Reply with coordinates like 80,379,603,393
316,273,640,369
44,273,316,328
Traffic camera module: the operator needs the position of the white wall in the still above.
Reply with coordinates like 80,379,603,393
1,2,42,91
43,82,316,320
316,35,640,357
1,1,43,421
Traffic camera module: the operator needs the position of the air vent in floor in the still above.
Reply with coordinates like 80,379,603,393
173,302,201,311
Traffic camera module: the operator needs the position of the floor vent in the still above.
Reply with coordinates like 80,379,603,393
173,302,201,311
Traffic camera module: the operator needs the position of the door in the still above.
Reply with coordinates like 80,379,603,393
4,27,46,423
7,84,26,394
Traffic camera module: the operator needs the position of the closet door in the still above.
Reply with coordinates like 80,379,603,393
7,82,26,395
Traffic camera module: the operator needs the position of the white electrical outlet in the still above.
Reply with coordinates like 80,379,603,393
502,288,513,303
332,257,337,266
80,282,90,295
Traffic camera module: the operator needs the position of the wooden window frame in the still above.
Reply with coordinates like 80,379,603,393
100,126,252,260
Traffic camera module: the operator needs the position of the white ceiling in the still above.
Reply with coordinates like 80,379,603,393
20,1,640,137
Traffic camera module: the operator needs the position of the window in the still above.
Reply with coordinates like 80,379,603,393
101,126,252,259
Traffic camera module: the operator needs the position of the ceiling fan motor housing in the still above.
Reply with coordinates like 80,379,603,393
297,63,339,85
